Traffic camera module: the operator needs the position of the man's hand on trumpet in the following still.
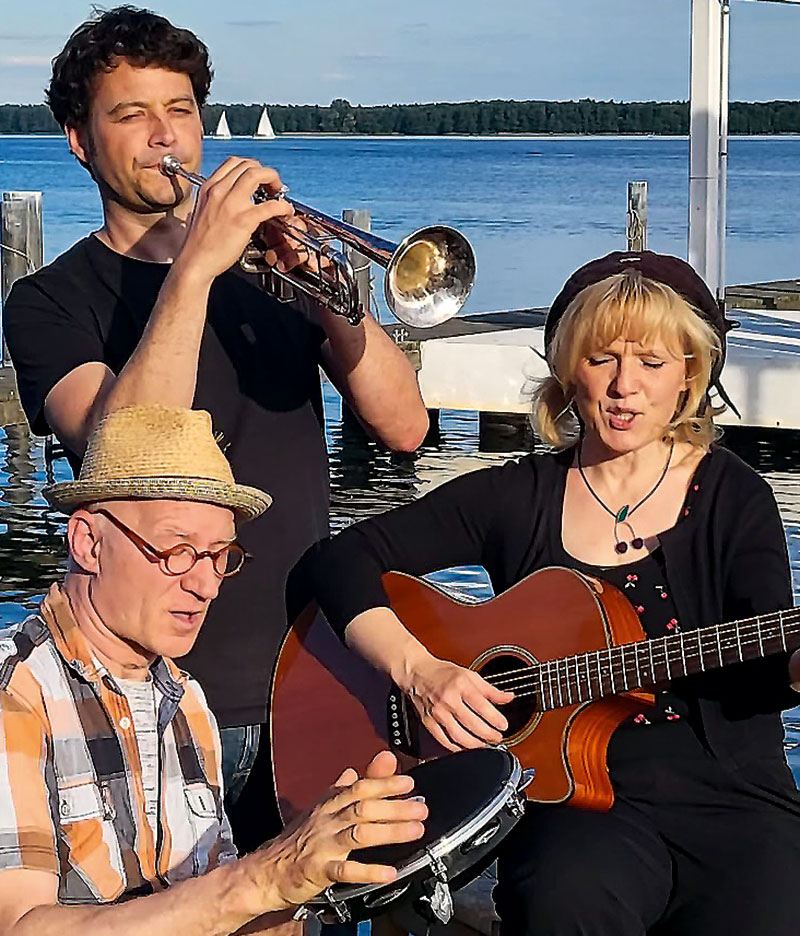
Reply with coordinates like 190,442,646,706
257,212,334,276
175,157,309,282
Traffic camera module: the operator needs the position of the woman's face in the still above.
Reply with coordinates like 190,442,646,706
572,334,688,455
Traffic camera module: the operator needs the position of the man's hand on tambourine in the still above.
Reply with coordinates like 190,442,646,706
246,751,427,911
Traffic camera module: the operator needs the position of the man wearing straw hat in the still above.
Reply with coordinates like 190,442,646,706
2,5,429,857
0,404,427,935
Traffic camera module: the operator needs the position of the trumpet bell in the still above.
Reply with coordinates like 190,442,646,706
386,226,476,328
160,153,476,328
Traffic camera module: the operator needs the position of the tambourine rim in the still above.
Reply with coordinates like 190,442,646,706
315,749,522,906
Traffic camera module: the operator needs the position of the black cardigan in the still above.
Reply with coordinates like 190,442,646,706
311,445,798,768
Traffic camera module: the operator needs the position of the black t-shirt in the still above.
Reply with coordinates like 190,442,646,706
3,234,329,727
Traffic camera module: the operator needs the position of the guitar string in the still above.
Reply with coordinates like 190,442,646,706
486,618,800,693
481,609,800,689
487,628,796,692
487,635,800,706
504,631,798,705
487,634,788,694
478,615,800,704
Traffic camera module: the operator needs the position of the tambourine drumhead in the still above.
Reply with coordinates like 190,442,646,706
348,747,518,868
314,747,525,923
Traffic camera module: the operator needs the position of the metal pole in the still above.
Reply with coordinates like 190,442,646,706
626,182,648,252
688,0,729,301
718,2,730,303
1,191,43,364
342,209,374,319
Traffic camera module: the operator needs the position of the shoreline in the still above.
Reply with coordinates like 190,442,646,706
2,132,800,141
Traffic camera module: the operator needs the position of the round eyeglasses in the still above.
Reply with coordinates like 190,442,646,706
91,508,249,578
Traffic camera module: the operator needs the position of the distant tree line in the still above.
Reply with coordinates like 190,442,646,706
1,98,799,136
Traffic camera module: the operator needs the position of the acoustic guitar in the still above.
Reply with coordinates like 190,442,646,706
271,566,800,823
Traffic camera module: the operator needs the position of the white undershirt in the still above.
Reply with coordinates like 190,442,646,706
116,675,160,839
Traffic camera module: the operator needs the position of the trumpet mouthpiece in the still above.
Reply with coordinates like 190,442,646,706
161,154,182,176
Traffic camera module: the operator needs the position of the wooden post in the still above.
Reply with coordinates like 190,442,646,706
1,191,43,365
342,209,373,319
626,182,647,252
0,366,26,426
478,412,533,453
424,408,441,445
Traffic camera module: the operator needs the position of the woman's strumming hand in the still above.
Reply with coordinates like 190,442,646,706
401,655,514,751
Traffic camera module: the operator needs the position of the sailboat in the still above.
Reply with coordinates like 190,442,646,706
212,110,232,140
253,106,275,140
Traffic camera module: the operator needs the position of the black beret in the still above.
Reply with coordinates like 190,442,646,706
544,250,738,413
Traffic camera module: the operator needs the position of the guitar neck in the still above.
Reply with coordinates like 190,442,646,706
534,608,800,711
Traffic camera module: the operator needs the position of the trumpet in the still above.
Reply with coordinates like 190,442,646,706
160,154,475,328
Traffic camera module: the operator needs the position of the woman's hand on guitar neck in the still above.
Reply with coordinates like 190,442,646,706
402,656,515,752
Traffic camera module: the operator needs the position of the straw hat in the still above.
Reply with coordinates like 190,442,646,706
43,405,271,521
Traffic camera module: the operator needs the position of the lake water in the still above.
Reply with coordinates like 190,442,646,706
1,135,800,777
2,134,800,310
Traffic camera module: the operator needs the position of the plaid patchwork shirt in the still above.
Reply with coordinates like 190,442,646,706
0,585,237,903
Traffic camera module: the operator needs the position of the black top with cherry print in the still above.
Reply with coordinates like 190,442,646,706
569,547,691,727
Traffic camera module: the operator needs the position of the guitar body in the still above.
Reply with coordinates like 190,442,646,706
271,566,651,824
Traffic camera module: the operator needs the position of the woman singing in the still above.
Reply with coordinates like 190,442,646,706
310,250,800,935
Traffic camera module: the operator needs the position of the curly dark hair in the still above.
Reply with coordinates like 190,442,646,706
47,5,213,129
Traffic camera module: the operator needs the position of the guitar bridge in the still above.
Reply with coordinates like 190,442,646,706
387,684,419,756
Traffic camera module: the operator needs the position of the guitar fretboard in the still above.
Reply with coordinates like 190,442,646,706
501,608,800,711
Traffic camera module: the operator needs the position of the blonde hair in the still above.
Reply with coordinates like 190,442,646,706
532,271,722,449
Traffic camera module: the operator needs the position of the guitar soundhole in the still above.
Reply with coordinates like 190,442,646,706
477,654,539,739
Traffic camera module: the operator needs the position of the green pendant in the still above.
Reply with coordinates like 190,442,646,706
616,505,630,523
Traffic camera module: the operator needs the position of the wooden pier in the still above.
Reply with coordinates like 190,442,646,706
2,182,798,439
2,281,800,439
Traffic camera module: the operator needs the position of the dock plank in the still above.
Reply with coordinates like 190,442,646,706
726,279,800,312
383,309,547,344
3,278,800,432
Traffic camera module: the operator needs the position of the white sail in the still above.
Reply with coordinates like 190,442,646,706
254,106,275,140
213,110,232,140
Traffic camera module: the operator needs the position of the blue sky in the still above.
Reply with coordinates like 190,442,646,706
1,1,798,106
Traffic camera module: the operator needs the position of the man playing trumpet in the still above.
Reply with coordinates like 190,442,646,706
3,5,429,854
